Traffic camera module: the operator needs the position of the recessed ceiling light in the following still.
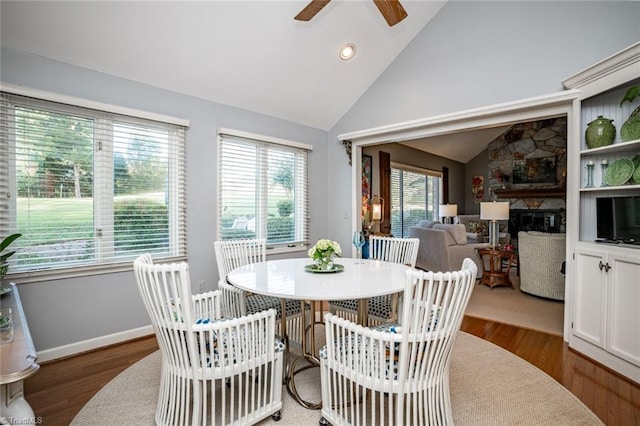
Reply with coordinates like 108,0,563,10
339,43,356,61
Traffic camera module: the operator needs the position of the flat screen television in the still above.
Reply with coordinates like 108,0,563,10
596,196,640,245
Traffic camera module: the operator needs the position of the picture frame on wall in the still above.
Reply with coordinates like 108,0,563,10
362,154,373,223
472,175,484,204
513,157,557,184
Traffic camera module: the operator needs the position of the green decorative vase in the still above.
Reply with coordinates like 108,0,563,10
620,106,640,142
585,115,616,148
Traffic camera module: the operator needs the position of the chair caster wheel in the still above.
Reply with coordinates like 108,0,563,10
271,411,282,421
319,416,330,425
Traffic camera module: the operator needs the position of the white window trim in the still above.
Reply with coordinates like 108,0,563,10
2,88,188,283
218,128,313,151
217,128,310,253
390,161,442,178
0,82,190,127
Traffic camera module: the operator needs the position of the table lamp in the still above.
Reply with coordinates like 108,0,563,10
480,201,510,248
439,204,458,224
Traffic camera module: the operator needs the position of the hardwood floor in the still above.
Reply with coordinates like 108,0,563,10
23,317,640,426
460,317,640,425
23,336,158,426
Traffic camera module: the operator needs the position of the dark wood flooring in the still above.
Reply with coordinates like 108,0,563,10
23,316,640,425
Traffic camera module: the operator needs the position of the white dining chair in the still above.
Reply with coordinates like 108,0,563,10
319,258,478,426
214,238,267,279
214,238,309,345
328,236,420,325
134,254,284,425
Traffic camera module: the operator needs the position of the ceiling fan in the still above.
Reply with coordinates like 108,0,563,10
294,0,408,27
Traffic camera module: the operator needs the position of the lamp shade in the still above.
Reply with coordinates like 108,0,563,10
439,204,458,218
480,201,510,220
372,195,384,221
372,204,382,220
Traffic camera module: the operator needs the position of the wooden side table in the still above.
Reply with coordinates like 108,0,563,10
502,249,519,276
477,248,515,289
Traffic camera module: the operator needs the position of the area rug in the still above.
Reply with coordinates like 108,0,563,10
71,331,601,425
465,272,565,336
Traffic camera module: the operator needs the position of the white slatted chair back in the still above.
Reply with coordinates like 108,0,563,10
214,238,308,345
134,255,283,425
369,236,420,267
320,258,478,426
214,238,266,278
332,235,419,324
218,279,248,318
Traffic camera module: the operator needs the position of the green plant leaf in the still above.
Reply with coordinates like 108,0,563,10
0,234,22,265
0,233,22,252
0,250,16,263
620,85,639,107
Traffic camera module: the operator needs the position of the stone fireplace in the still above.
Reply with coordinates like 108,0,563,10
509,209,563,236
486,117,567,241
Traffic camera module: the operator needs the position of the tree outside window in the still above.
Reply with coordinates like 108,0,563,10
391,166,441,237
218,132,310,249
1,92,186,276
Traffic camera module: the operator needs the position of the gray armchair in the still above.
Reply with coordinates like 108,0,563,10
454,214,484,243
518,231,566,301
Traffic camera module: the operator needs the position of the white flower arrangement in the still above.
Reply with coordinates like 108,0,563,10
308,239,342,262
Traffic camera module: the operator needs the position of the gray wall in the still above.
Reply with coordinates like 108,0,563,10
327,1,640,255
465,149,489,215
1,47,329,353
363,143,466,211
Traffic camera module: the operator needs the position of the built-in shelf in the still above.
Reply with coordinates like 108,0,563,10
580,183,640,192
580,138,640,156
494,187,566,199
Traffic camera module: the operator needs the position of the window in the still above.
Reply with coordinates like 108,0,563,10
217,129,310,249
0,91,187,278
390,163,441,237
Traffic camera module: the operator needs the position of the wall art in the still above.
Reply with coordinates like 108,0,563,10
472,175,484,204
362,155,372,225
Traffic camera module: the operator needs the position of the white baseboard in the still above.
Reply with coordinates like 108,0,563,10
37,325,154,363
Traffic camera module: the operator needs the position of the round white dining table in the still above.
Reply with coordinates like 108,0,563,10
226,257,410,305
226,257,411,409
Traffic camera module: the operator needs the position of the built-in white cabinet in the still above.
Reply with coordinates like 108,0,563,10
573,246,606,347
574,245,640,372
563,42,640,384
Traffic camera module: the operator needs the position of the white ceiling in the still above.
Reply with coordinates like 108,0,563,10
399,125,511,163
1,0,447,131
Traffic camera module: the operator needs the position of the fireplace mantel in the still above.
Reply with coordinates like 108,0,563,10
494,187,566,199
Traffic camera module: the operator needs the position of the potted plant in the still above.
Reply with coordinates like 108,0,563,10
620,85,640,142
308,239,342,271
0,233,22,284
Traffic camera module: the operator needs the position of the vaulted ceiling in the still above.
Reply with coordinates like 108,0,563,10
398,126,511,164
1,1,447,131
3,1,520,163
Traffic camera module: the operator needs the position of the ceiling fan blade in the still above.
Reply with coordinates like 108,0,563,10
295,0,332,21
373,0,408,26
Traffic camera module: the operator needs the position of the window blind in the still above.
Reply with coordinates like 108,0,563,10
390,165,441,237
0,91,187,276
218,131,310,248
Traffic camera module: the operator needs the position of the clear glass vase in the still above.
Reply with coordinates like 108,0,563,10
315,256,335,271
